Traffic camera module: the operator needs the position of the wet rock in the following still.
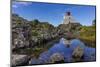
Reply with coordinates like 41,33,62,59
50,53,64,63
72,46,84,61
11,54,30,66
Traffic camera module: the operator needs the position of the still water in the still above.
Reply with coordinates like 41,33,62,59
30,38,96,64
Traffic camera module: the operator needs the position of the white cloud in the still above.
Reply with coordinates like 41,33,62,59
12,5,18,8
18,2,32,6
12,1,32,8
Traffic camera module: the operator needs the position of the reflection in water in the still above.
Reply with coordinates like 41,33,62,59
30,38,96,64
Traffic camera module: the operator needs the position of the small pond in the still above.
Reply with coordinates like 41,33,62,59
29,38,96,64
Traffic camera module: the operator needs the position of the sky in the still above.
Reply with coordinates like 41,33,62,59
12,1,96,26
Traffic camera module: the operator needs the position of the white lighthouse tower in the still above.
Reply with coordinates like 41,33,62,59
63,12,78,24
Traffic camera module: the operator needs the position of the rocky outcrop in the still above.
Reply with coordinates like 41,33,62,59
58,23,81,32
12,14,59,50
12,14,32,50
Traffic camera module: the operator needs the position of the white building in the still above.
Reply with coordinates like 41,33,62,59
63,12,79,24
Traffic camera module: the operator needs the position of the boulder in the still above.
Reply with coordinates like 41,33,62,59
11,54,30,66
72,46,84,61
13,38,25,48
50,53,64,63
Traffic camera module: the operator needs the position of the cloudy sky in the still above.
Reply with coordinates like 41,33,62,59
12,1,96,26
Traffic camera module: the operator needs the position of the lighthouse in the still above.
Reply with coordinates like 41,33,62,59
63,12,78,24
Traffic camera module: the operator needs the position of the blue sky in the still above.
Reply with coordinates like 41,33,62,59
12,1,96,26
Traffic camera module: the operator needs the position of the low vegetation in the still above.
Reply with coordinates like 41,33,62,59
78,21,96,48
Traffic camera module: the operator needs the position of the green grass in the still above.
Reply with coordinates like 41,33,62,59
78,25,96,48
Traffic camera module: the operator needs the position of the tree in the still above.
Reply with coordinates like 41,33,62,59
30,19,40,27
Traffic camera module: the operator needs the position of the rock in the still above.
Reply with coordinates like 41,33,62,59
12,28,30,49
12,14,62,50
50,53,64,63
13,38,25,48
72,46,84,61
11,54,30,66
32,36,38,43
58,23,81,33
